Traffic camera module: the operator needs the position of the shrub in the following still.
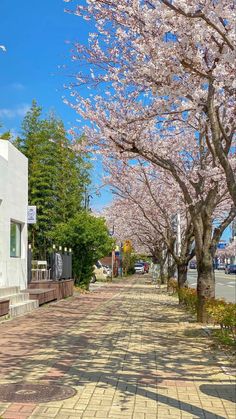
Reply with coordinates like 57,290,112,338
167,278,178,293
178,287,198,314
206,299,236,341
213,329,236,347
51,212,114,289
169,282,236,345
168,280,197,314
177,290,236,344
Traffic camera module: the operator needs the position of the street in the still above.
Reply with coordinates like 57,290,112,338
188,270,236,303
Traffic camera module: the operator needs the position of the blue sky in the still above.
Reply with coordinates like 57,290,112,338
0,0,232,241
0,0,111,211
0,0,81,126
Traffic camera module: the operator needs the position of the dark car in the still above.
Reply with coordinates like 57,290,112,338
189,260,197,269
225,264,236,274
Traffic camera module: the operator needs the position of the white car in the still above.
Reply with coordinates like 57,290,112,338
103,265,112,277
134,263,145,274
91,261,109,282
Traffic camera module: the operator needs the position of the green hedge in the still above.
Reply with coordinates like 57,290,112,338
168,281,236,344
178,287,198,315
205,298,236,334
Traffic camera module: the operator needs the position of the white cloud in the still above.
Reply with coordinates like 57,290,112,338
0,103,30,118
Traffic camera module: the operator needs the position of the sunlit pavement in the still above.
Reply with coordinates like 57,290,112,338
188,270,236,303
0,276,235,419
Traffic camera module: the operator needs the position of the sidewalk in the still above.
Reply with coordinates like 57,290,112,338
0,277,235,419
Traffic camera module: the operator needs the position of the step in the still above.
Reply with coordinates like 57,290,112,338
2,293,30,305
0,286,20,297
9,300,39,317
26,288,57,305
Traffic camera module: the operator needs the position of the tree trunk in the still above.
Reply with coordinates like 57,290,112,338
167,261,176,279
159,259,166,284
166,259,176,293
193,212,216,323
153,249,167,284
177,263,188,303
196,251,215,323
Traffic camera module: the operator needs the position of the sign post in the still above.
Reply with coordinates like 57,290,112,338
123,240,132,253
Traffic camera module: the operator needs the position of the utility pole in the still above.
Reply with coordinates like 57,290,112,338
111,249,114,281
109,225,115,281
176,212,181,257
119,242,123,277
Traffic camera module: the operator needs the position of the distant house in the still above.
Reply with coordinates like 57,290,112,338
0,140,28,289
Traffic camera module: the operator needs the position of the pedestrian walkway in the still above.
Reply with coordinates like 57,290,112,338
0,277,235,419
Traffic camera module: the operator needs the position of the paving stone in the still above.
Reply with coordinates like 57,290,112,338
95,410,110,417
81,409,97,416
0,277,233,419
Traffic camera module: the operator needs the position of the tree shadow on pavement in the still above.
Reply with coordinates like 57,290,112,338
200,384,236,403
0,279,233,419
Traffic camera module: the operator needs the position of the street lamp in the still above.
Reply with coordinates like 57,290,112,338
84,187,93,211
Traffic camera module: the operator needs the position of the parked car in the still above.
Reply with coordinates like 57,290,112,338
91,261,109,282
134,263,145,274
102,265,112,277
189,260,197,269
225,264,236,274
217,262,225,270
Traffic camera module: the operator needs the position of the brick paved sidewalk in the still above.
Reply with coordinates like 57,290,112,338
0,277,235,419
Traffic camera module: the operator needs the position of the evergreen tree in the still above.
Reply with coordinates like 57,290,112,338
0,131,11,140
15,100,90,258
51,212,114,289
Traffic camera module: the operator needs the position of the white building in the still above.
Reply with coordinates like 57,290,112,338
0,140,28,290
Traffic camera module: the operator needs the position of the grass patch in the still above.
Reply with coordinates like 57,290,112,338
212,329,236,348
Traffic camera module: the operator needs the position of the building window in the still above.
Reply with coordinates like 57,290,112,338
10,222,21,258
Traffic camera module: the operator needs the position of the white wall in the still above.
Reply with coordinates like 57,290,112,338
0,140,28,290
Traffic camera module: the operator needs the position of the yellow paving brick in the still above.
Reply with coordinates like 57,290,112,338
95,410,110,417
82,410,97,417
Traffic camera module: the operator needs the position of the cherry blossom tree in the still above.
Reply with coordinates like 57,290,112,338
105,196,169,282
64,0,236,321
65,0,235,204
104,159,196,290
70,103,234,319
216,240,236,263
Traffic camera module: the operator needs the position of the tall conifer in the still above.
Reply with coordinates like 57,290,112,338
15,101,90,258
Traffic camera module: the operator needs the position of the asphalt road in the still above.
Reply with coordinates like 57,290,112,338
187,269,236,303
